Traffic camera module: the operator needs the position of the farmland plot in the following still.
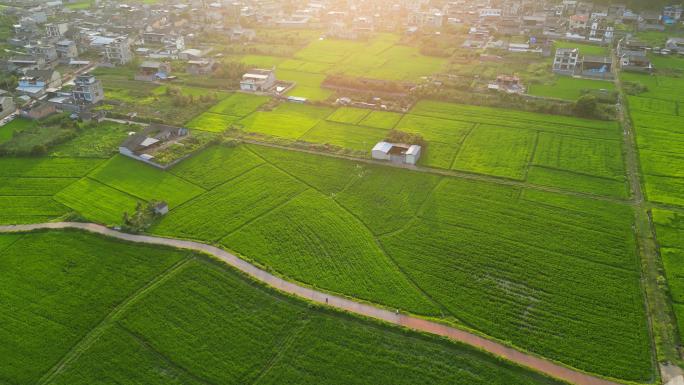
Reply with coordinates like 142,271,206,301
170,144,265,189
630,110,684,206
222,189,438,314
326,107,370,124
256,315,563,385
88,155,205,208
21,231,565,385
528,76,614,101
359,110,403,129
410,100,619,140
50,122,133,158
336,166,441,235
0,196,68,225
239,103,333,139
628,96,678,116
0,177,77,196
186,112,241,132
247,144,361,195
208,92,270,117
452,125,536,180
300,120,388,151
0,231,186,385
152,165,307,241
381,179,650,381
528,132,628,197
0,157,103,177
55,178,140,225
652,210,684,338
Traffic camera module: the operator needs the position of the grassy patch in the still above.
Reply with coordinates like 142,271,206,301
54,177,141,225
88,155,205,208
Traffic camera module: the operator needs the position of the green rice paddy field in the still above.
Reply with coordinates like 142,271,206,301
623,58,684,207
0,143,652,382
0,230,566,385
230,99,627,198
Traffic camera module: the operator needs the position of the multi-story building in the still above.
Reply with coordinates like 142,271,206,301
72,74,104,104
553,48,579,75
104,36,132,65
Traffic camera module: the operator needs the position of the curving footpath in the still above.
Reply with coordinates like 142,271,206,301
0,222,621,385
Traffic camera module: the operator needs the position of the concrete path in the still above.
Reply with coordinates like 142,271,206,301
0,222,622,385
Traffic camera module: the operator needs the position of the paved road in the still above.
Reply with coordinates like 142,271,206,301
0,222,622,385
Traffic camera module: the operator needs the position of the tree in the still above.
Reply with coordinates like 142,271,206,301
574,95,598,118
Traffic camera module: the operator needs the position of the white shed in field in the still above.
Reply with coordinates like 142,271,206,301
371,141,421,165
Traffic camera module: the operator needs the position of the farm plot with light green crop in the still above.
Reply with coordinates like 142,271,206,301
335,166,441,235
410,100,619,139
394,114,473,168
152,164,307,241
9,230,566,385
150,143,650,382
326,107,370,124
381,181,651,381
0,231,188,385
247,144,360,195
239,102,333,138
553,41,609,57
50,122,134,158
277,70,333,101
630,110,684,206
0,177,77,196
0,157,103,177
528,76,615,101
652,209,684,333
186,112,241,132
208,93,270,117
170,144,265,189
54,178,140,225
628,95,678,116
0,196,68,225
528,132,627,197
0,118,36,144
452,125,536,180
88,155,205,208
222,189,438,313
300,120,388,151
359,110,403,129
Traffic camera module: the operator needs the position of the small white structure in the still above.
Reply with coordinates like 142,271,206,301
240,69,276,92
371,142,422,165
153,201,169,216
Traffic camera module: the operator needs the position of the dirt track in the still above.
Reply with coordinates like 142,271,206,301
0,222,622,385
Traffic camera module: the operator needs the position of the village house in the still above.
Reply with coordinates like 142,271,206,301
135,61,172,82
8,55,46,72
16,69,62,98
187,59,216,75
0,96,16,120
620,52,653,73
553,48,580,75
666,38,684,54
103,36,133,66
240,69,276,92
488,75,525,94
119,123,189,165
581,55,613,79
20,101,56,120
72,74,104,104
55,40,78,61
371,142,422,165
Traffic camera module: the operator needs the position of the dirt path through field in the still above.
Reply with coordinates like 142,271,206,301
0,222,622,385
